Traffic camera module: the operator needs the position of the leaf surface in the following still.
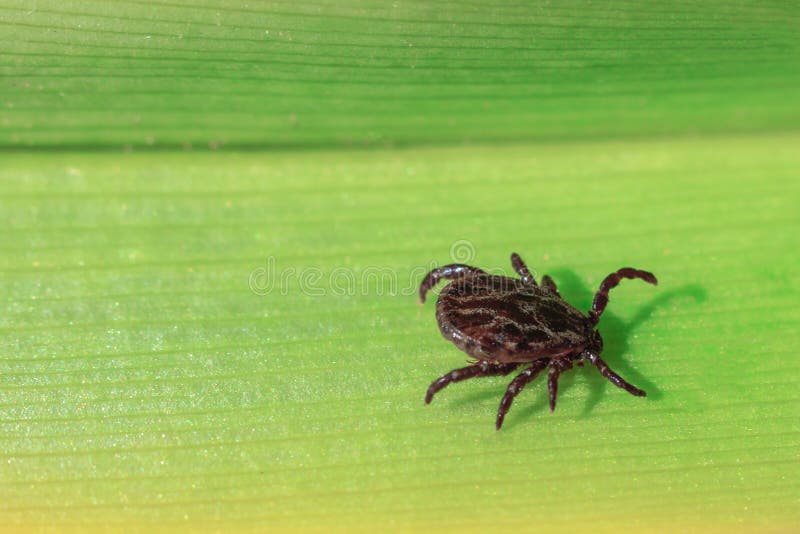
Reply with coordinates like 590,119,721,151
1,1,799,533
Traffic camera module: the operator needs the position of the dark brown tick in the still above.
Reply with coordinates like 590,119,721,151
419,252,657,430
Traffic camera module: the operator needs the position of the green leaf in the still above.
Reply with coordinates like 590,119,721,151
2,1,799,532
3,0,800,148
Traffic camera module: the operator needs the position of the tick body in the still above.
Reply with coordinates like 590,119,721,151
419,253,657,429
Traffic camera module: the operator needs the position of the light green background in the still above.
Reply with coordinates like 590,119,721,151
1,1,799,533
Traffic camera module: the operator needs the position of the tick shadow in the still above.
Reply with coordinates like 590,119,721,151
539,268,706,420
448,269,706,429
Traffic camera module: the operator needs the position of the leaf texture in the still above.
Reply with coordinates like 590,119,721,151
1,1,799,533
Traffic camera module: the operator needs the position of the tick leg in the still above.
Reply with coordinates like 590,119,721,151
495,359,548,430
425,361,518,404
541,275,560,296
419,264,487,303
588,267,658,326
586,352,646,397
547,357,574,412
510,252,537,286
547,366,560,412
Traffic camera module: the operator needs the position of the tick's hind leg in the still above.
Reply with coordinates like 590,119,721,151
586,352,646,397
541,275,560,296
588,267,657,325
419,264,487,303
510,252,537,286
425,361,518,404
496,359,548,430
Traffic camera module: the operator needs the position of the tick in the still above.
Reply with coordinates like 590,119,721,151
419,252,657,429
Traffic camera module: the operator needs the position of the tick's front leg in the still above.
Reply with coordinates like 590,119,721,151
585,352,646,397
588,268,657,325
